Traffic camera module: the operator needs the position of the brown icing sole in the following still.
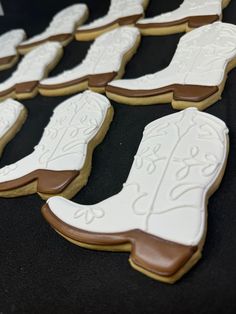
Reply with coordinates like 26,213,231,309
17,9,89,55
38,73,117,97
136,15,221,36
0,48,63,101
38,34,141,97
17,34,73,55
0,107,27,157
106,57,236,110
75,14,143,41
136,0,231,36
41,133,229,283
0,55,19,71
0,106,114,200
41,204,200,284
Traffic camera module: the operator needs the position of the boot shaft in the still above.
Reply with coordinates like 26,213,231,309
34,91,111,170
168,22,236,86
82,26,140,74
13,42,62,82
125,108,228,244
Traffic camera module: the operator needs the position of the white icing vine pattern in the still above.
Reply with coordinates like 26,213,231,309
171,22,236,85
74,206,105,224
128,109,227,245
47,108,228,246
134,145,166,175
35,93,106,168
83,27,139,73
174,146,220,180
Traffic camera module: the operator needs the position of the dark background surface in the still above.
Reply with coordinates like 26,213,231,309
0,0,236,313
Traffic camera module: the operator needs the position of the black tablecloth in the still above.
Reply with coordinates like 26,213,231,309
0,0,236,313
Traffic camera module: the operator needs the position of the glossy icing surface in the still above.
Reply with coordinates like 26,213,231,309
0,91,111,180
20,4,88,45
138,0,222,24
0,99,24,137
78,0,144,30
41,27,140,85
109,22,236,90
0,42,63,92
0,29,26,58
47,108,228,246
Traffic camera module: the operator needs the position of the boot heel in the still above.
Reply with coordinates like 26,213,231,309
15,81,38,94
172,84,219,106
88,72,117,89
188,15,220,29
118,14,143,26
129,230,197,282
37,170,79,195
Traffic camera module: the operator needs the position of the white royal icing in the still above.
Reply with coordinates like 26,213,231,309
0,42,63,93
47,108,228,246
0,29,26,59
20,4,88,46
138,0,222,25
108,22,236,90
78,0,144,31
40,27,140,86
0,99,24,138
0,91,111,180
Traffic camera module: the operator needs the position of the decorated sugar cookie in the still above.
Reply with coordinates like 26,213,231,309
0,99,27,156
75,0,148,41
42,108,229,283
0,91,113,200
18,4,89,54
0,29,26,71
39,27,141,96
106,22,236,110
0,42,63,101
137,0,231,35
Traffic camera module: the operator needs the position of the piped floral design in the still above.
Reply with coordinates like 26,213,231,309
134,145,166,174
74,206,105,224
174,146,220,180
